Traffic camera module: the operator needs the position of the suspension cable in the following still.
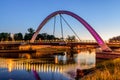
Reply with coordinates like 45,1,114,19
60,15,81,41
59,14,64,40
53,16,56,37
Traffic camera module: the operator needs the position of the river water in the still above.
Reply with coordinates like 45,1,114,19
0,49,96,80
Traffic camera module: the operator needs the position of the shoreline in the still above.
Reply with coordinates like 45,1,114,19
81,58,120,80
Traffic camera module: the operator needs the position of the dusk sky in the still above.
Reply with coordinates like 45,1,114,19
0,0,120,40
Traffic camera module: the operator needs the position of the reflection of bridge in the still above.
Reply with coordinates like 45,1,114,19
0,58,95,73
0,58,95,79
0,59,62,73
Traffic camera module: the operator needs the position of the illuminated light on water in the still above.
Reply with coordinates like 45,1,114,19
8,59,13,72
55,55,58,64
0,49,96,80
74,50,96,70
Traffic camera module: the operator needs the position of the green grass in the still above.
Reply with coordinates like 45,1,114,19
81,58,120,80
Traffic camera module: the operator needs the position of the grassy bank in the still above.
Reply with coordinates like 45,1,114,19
82,58,120,80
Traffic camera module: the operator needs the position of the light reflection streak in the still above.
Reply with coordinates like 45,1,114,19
0,49,96,79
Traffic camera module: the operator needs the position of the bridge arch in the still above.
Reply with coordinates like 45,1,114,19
30,10,111,51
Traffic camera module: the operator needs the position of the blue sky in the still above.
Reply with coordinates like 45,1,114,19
0,0,120,40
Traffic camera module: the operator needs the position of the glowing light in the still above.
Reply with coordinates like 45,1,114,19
8,59,13,72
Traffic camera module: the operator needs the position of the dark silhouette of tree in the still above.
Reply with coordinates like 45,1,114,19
36,34,43,40
14,33,23,40
47,35,55,40
109,36,120,42
24,33,32,41
0,27,60,41
24,28,35,41
0,32,12,41
28,28,34,34
41,33,47,40
66,35,76,41
36,33,55,40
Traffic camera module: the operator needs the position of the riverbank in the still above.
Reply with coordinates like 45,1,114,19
81,58,120,80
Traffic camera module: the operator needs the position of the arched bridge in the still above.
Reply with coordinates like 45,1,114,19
30,10,111,51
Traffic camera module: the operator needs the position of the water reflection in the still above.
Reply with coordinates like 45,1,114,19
55,52,67,64
74,49,96,69
0,49,96,80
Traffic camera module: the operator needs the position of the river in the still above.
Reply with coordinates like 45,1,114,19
0,49,96,80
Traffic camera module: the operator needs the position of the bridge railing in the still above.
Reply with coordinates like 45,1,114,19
0,40,98,44
0,40,25,44
1,40,119,44
33,39,97,43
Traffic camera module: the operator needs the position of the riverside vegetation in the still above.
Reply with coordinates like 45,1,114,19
82,58,120,80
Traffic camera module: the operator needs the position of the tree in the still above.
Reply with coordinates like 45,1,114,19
0,32,12,41
24,28,57,41
66,35,76,41
47,35,55,40
109,36,120,42
41,33,48,40
28,28,34,34
24,28,35,41
36,33,56,40
14,33,23,40
24,33,31,41
36,34,43,40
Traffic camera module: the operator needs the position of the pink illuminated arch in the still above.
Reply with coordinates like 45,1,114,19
30,10,111,51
